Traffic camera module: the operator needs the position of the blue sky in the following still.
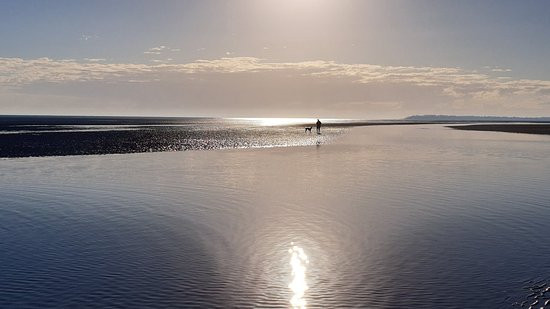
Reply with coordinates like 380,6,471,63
1,0,550,118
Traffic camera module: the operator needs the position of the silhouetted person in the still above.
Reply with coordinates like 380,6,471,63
316,119,322,134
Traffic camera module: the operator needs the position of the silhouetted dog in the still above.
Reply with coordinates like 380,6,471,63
305,127,312,133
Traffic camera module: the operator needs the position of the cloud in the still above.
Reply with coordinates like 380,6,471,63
80,34,98,41
484,65,512,73
1,57,550,117
144,45,181,55
492,68,512,73
0,57,151,85
83,58,106,62
151,58,173,64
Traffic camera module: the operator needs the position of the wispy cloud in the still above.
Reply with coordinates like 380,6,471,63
484,65,512,73
491,68,512,72
151,58,173,64
144,45,181,55
80,34,99,41
1,57,549,117
83,58,106,62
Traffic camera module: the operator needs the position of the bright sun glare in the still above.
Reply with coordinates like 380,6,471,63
289,244,309,309
238,118,315,126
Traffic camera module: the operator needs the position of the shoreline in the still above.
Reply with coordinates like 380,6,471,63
4,122,550,159
448,124,550,135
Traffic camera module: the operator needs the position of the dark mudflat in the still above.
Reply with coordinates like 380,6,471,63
448,124,550,135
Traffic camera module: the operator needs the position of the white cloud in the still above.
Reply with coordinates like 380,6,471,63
491,68,512,72
144,45,181,55
1,57,549,117
83,58,106,62
80,34,98,41
151,58,173,64
484,65,512,73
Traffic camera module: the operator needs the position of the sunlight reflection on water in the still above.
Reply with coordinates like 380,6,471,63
288,243,309,309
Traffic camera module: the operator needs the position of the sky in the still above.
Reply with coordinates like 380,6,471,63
1,0,550,119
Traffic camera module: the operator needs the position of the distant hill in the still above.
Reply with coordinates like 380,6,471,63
404,115,550,122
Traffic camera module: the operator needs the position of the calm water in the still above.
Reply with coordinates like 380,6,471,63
1,125,550,308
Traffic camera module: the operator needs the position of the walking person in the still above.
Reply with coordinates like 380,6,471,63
316,119,322,134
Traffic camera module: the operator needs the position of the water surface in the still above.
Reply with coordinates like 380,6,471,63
1,125,550,308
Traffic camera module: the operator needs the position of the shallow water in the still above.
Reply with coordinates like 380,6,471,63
0,117,343,157
1,125,550,308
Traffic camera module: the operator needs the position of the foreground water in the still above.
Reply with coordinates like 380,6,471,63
1,125,550,308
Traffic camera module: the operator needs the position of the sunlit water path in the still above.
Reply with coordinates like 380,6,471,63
289,244,309,308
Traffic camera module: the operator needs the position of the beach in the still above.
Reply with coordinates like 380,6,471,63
0,117,345,158
2,124,550,308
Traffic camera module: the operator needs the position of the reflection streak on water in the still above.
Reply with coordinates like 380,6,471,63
288,244,309,309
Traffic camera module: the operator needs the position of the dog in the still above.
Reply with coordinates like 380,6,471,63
305,127,312,133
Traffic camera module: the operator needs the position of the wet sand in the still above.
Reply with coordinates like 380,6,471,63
448,124,550,135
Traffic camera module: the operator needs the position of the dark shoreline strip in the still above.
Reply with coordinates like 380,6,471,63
448,124,550,135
